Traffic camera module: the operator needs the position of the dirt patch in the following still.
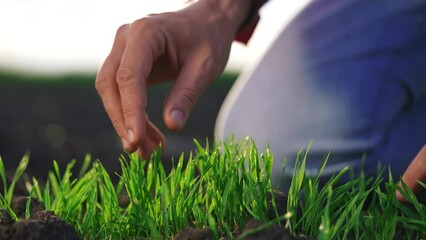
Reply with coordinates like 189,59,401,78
172,191,314,240
0,191,419,239
0,197,80,240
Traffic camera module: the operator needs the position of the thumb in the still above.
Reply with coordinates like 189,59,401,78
163,62,216,131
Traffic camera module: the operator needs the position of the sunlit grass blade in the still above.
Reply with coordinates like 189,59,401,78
0,156,7,198
6,154,29,205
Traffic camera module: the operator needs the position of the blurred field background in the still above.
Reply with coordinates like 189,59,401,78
0,0,309,180
0,71,237,183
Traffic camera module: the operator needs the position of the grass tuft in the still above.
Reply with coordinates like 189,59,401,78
0,138,425,239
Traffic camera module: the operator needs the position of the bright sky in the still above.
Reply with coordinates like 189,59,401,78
0,0,310,74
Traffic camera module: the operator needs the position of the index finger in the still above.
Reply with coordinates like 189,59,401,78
96,24,129,143
116,18,167,152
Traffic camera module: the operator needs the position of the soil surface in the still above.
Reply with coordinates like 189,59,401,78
0,192,419,239
0,197,79,240
173,191,315,240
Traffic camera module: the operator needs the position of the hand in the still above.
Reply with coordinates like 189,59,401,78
95,0,251,159
397,145,426,202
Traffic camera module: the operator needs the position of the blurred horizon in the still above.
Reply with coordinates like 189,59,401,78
0,0,310,76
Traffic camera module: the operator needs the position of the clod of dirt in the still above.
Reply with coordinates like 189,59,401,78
0,209,14,225
237,219,295,240
0,197,80,240
173,227,214,240
267,190,288,219
12,197,45,218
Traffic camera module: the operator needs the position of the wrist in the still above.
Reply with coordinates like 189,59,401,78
214,0,252,33
184,0,252,36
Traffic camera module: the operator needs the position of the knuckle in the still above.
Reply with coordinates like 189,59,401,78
130,18,153,33
95,73,112,94
116,67,136,86
132,17,149,27
180,87,198,106
130,16,166,36
111,117,121,130
116,24,129,37
123,106,134,119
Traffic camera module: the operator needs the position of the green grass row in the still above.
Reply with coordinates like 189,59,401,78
0,138,425,239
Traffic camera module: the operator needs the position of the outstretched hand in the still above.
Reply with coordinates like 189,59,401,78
95,0,251,159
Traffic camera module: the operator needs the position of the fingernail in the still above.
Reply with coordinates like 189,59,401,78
121,137,130,150
396,191,405,202
170,109,186,129
127,129,136,143
122,129,135,150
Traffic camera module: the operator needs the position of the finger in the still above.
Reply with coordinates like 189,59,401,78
96,24,130,147
402,145,426,189
137,119,167,160
163,54,217,131
397,145,426,201
146,119,167,151
116,19,166,152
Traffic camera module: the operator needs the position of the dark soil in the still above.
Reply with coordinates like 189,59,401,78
0,191,420,239
0,197,79,240
171,190,416,240
173,191,315,240
173,219,308,240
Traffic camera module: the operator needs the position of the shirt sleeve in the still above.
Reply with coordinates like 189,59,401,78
234,0,268,44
